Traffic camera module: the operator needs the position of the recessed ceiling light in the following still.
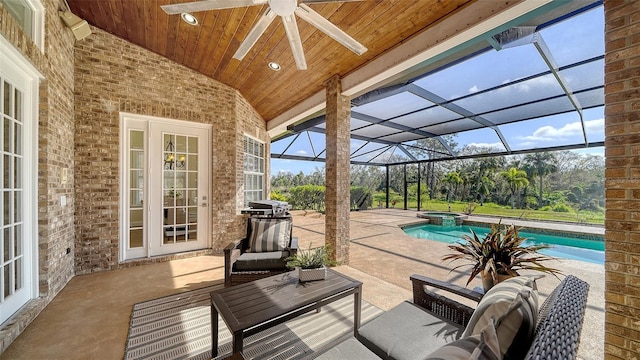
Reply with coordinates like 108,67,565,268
268,62,281,71
181,13,198,25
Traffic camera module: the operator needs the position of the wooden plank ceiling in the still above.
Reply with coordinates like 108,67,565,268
67,0,473,122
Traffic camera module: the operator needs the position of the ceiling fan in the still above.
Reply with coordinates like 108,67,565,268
161,0,368,70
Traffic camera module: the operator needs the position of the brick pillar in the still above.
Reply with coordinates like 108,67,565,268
325,75,350,265
604,0,640,358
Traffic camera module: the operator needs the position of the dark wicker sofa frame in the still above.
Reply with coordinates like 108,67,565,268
224,216,298,287
409,274,590,359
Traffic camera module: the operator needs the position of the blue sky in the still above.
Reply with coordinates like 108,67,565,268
270,5,605,175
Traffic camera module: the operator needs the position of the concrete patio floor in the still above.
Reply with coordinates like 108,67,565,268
2,209,604,359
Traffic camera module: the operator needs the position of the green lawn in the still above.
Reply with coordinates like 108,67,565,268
376,198,604,225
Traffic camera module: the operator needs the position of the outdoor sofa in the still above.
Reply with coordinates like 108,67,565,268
317,274,589,360
224,215,298,287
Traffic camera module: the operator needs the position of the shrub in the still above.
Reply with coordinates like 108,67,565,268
289,185,325,212
350,186,372,210
269,190,287,202
552,203,572,212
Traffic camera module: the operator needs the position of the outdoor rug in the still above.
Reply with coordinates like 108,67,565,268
124,285,384,360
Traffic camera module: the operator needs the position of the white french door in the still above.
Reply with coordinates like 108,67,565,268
121,115,211,260
0,36,39,325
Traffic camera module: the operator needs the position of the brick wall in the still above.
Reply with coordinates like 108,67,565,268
1,0,266,350
73,26,266,274
0,0,77,351
604,0,640,358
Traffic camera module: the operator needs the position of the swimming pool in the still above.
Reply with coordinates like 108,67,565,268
402,223,604,265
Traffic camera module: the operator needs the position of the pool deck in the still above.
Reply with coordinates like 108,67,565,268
291,208,604,360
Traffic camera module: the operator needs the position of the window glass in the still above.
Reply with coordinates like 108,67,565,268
0,0,43,50
243,136,264,206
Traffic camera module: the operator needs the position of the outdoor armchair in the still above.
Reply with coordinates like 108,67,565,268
224,216,298,287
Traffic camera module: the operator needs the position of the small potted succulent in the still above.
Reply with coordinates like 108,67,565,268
442,222,562,291
286,244,333,282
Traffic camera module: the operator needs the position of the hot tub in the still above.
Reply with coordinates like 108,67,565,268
417,211,467,225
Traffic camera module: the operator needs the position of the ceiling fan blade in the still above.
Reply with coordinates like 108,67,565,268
295,4,367,56
233,9,277,60
161,0,267,15
282,15,307,70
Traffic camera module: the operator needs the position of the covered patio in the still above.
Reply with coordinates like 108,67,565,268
2,209,604,359
0,0,637,358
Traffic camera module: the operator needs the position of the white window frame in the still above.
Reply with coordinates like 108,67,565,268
243,134,265,207
1,0,45,52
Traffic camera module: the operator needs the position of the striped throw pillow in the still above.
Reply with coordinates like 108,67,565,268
248,218,291,252
462,276,539,360
425,320,501,360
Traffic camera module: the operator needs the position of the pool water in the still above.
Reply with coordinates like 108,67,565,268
403,223,604,265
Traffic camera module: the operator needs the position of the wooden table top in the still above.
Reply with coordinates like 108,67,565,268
210,269,362,333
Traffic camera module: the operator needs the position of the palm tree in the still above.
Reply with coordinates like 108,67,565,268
472,156,500,202
476,175,494,206
442,171,463,209
523,152,558,208
500,167,529,208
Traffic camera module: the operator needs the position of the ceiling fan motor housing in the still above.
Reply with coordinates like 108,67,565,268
269,0,297,16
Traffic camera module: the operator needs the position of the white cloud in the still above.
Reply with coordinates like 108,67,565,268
295,149,308,156
498,75,557,94
520,118,604,143
468,85,479,93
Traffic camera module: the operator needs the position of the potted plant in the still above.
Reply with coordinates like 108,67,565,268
285,244,333,282
442,222,562,291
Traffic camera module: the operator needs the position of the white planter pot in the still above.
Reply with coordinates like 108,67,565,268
298,266,327,282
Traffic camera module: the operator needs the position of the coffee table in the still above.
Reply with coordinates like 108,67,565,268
210,268,363,357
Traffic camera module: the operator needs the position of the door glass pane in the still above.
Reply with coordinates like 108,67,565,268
14,191,21,222
187,190,197,206
129,229,143,249
131,130,143,149
163,133,199,244
4,191,10,224
3,228,9,262
14,157,21,188
3,155,9,188
14,224,22,256
14,89,22,122
187,154,197,171
3,264,9,298
128,130,144,249
14,257,22,291
3,118,10,152
14,122,21,156
188,137,197,153
3,81,10,116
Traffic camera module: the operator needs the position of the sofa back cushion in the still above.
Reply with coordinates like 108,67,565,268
462,276,539,360
248,218,291,252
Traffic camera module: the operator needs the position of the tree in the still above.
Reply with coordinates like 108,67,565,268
523,152,558,208
476,175,494,205
500,167,529,208
442,171,463,208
